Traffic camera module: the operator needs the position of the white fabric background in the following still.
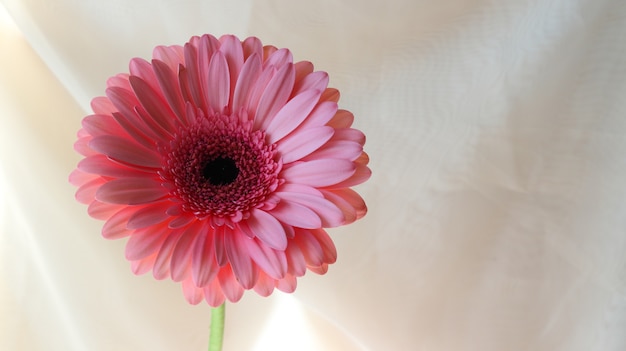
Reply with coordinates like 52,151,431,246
1,0,626,350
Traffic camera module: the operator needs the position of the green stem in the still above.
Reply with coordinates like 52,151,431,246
208,303,226,351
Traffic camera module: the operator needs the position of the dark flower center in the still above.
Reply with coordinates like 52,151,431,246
161,112,282,221
202,157,239,185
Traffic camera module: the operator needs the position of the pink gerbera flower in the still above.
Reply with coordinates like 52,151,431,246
70,34,370,306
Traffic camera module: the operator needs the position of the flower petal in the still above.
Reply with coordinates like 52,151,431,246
96,178,167,205
242,36,262,60
153,229,184,280
232,54,262,112
182,278,204,305
252,270,275,297
282,159,356,187
276,126,334,164
129,76,177,135
191,225,219,287
89,135,161,169
269,201,321,229
171,225,200,281
219,34,244,99
254,63,295,131
297,101,338,129
225,229,258,289
304,141,363,162
276,274,297,293
240,236,287,280
152,59,187,124
321,188,367,223
126,201,172,229
218,266,244,303
125,226,168,261
292,71,328,97
246,209,288,250
266,89,322,144
101,206,137,239
153,45,184,71
78,154,152,178
206,51,230,114
276,191,345,227
326,109,354,128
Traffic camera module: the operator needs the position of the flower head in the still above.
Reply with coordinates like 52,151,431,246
71,34,370,305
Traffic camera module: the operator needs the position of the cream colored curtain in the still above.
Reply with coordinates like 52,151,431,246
2,0,626,350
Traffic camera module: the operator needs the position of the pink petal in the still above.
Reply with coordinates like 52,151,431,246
75,178,101,204
232,54,262,111
82,114,126,137
129,58,160,96
297,101,338,129
321,188,367,223
269,201,321,229
242,36,262,60
276,274,297,293
69,168,95,187
96,178,167,205
219,34,244,98
304,141,363,162
170,225,200,281
225,230,257,289
294,229,325,267
153,45,185,71
328,163,371,189
191,225,219,287
78,154,152,178
89,135,161,169
293,61,314,91
285,243,306,277
152,59,186,124
107,74,131,89
266,89,322,144
204,279,226,307
111,112,157,149
333,127,366,144
246,64,275,121
183,42,206,110
73,136,95,157
276,191,345,227
126,201,172,229
125,226,168,260
292,71,328,97
252,270,275,297
309,228,337,264
246,209,288,250
129,76,177,135
327,109,354,128
90,96,116,115
130,254,157,275
152,229,184,280
263,48,293,68
182,278,204,305
206,51,230,114
254,63,295,131
88,201,122,220
282,159,356,188
213,226,228,267
101,206,137,239
239,236,287,280
309,263,329,275
276,126,334,163
217,266,244,303
167,214,196,229
321,88,340,103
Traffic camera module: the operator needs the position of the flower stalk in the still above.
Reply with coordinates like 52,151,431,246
209,303,225,351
